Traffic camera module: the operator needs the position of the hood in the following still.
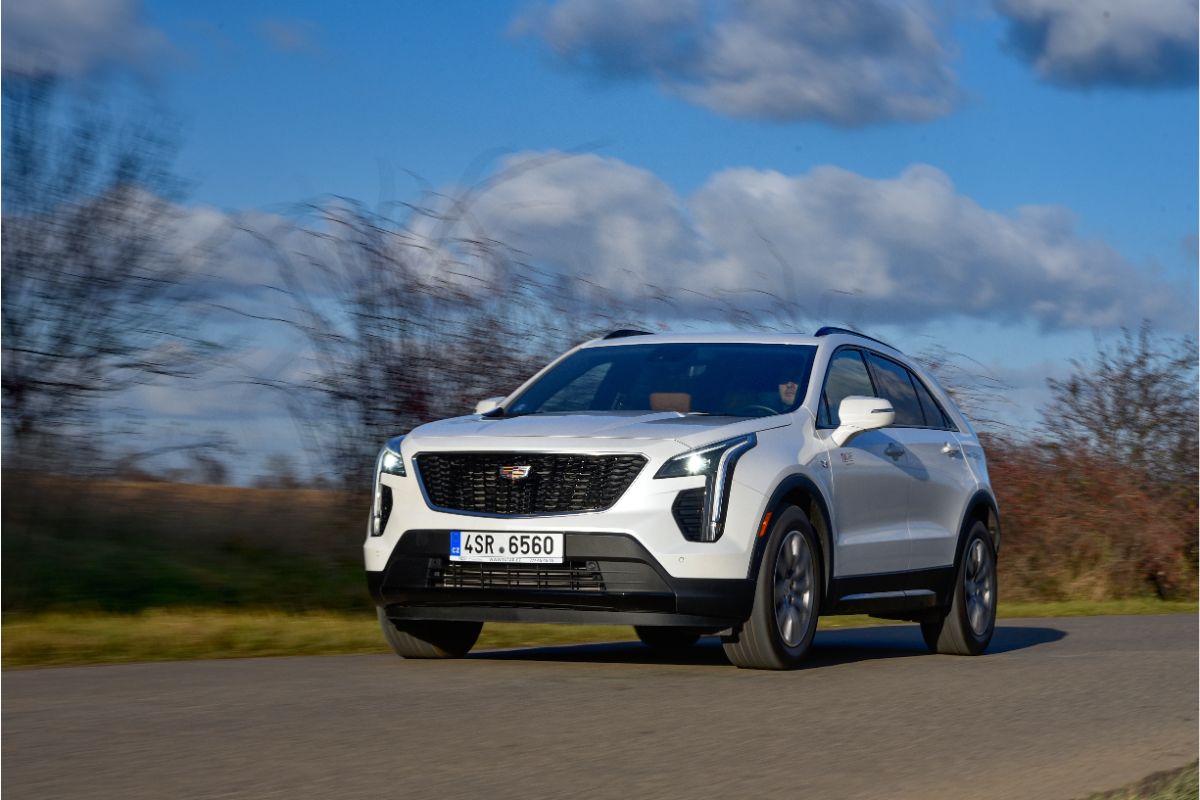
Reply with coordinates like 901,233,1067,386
408,410,789,449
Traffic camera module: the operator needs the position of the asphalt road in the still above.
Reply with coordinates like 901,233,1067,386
4,614,1196,800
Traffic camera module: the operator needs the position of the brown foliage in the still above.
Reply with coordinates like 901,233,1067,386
987,436,1198,601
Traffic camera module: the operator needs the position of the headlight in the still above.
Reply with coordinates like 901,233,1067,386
378,436,406,477
369,435,405,537
655,435,756,479
654,434,756,542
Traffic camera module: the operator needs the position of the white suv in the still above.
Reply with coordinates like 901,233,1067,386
366,328,1000,669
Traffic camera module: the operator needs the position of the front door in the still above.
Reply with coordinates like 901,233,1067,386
827,429,913,575
817,347,911,577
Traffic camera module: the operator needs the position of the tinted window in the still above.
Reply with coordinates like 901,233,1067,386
864,353,924,427
819,349,874,427
540,362,611,412
910,372,952,429
509,343,818,418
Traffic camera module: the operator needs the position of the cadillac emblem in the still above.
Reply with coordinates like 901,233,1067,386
499,465,532,480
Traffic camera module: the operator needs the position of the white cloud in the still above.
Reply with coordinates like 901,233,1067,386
996,0,1198,87
464,152,1194,331
38,162,1194,339
467,153,706,288
513,0,961,126
2,0,170,77
515,0,705,77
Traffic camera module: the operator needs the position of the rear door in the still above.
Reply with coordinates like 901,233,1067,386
819,348,911,576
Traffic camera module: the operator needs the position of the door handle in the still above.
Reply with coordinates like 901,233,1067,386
941,442,960,457
884,443,905,460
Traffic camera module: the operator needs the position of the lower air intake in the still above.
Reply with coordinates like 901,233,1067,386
429,559,606,591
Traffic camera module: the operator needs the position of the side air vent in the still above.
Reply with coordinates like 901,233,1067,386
672,488,706,541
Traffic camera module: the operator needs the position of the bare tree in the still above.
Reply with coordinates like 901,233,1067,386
243,195,611,489
2,76,218,465
1043,322,1198,487
913,345,1015,435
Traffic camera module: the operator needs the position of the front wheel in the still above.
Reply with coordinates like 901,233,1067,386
921,521,997,655
377,609,482,658
723,506,822,670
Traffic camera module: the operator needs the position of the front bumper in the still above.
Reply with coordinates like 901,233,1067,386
369,530,755,627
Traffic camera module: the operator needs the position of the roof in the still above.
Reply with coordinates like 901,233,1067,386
583,328,903,354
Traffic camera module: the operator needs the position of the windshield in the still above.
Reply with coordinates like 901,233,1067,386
507,343,817,418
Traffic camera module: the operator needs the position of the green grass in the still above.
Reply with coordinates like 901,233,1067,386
3,599,1193,669
998,598,1198,618
1081,763,1198,800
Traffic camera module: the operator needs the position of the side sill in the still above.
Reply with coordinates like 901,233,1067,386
823,567,955,615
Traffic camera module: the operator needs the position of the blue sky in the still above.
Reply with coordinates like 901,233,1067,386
4,0,1197,479
153,2,1196,265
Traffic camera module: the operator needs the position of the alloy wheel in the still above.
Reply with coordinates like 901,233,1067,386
963,538,995,636
774,530,816,647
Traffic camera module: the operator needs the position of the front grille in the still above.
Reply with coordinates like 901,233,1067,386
414,452,647,515
672,488,706,541
429,559,606,591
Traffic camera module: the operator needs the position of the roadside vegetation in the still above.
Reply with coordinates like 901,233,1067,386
1081,763,1198,800
3,326,1195,669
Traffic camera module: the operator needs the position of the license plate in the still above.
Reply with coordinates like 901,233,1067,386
450,531,564,564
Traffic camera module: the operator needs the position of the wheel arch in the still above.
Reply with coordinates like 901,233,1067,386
749,473,835,599
955,490,1002,571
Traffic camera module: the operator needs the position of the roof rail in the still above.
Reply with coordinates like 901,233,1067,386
813,326,899,352
602,328,653,340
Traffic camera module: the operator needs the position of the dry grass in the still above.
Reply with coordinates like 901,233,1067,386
3,600,1193,670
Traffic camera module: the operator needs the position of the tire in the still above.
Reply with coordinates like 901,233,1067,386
634,626,704,649
723,506,822,670
921,521,997,656
377,608,482,659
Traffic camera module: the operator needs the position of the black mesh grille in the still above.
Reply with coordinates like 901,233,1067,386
672,488,706,541
414,452,647,515
429,559,606,591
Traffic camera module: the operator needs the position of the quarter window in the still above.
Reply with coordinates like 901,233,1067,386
819,349,875,427
909,372,953,430
864,353,924,427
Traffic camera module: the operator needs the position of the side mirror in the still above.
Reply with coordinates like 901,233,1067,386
474,396,505,415
832,396,895,446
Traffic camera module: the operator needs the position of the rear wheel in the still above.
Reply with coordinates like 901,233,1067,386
723,506,821,670
377,609,482,658
921,521,996,655
634,626,704,649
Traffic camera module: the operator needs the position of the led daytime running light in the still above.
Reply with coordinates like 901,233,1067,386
655,433,757,542
370,435,406,537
